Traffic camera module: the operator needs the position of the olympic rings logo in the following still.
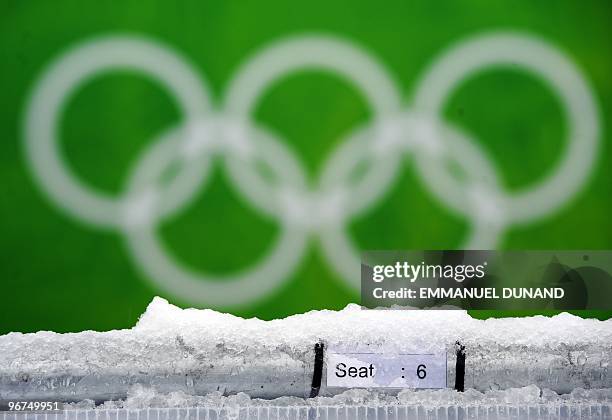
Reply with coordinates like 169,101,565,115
23,32,601,307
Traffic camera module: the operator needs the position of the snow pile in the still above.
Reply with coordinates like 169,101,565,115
133,297,611,352
3,297,611,369
1,297,611,401
67,384,612,410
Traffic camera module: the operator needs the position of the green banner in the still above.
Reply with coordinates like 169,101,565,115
1,1,611,333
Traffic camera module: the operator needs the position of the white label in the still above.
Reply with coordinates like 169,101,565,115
326,352,446,389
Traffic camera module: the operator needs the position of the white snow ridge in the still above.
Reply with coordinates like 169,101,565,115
1,297,611,419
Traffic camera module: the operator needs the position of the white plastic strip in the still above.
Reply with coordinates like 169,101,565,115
3,405,612,420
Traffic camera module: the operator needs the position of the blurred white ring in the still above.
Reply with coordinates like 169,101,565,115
24,37,211,228
413,32,600,224
222,36,403,225
320,115,505,290
123,123,310,306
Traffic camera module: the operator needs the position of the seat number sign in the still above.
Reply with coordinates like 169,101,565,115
326,351,446,389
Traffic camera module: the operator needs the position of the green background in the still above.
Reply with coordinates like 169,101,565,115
1,0,611,334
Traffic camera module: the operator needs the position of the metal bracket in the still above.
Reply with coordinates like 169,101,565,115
454,341,466,392
309,341,325,398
